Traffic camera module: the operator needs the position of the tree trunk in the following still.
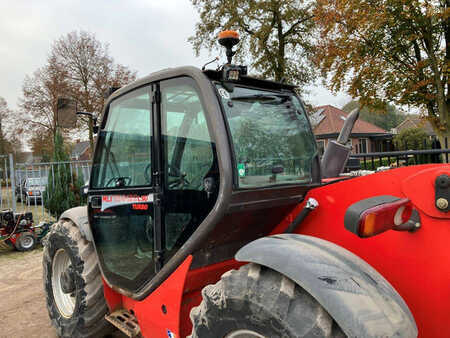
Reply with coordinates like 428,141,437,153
438,131,449,163
88,116,94,156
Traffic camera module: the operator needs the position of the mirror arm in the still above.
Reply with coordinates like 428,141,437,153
77,111,99,134
76,111,94,117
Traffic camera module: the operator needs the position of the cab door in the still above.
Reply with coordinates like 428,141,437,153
159,77,219,266
88,85,161,292
88,78,219,294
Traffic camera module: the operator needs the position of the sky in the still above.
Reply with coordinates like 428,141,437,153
0,0,351,112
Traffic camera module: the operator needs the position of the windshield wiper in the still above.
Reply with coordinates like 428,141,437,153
231,93,292,102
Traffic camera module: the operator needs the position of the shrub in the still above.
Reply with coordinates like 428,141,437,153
394,128,430,150
44,132,85,218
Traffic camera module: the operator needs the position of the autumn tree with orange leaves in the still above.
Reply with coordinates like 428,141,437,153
21,31,137,156
314,0,449,146
0,97,22,156
50,31,137,153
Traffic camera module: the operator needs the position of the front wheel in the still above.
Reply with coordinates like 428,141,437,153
15,231,36,251
190,264,345,338
43,220,114,338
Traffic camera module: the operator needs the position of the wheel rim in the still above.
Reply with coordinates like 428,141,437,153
52,249,76,317
20,235,34,249
225,330,267,338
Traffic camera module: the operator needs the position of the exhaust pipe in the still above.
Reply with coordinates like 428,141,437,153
321,107,360,178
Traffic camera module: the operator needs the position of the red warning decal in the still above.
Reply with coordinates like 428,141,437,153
101,194,153,211
132,203,148,210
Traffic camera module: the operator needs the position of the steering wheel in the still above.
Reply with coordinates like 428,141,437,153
105,176,131,188
145,163,190,188
168,172,190,189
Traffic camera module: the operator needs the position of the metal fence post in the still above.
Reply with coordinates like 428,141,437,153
9,153,16,212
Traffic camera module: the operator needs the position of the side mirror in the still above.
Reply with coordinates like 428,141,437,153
56,98,78,128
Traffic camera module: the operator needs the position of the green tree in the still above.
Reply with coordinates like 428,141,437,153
314,0,449,146
44,131,85,218
394,128,430,150
342,100,406,131
190,0,316,87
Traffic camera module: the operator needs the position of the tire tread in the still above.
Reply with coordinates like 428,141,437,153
190,264,344,338
43,219,114,338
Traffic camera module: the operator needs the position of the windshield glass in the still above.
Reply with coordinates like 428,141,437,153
217,84,317,188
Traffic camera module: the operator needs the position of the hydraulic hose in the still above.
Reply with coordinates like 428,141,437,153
284,198,319,233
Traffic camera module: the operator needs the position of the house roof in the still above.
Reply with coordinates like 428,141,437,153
71,141,90,157
20,152,42,164
312,105,388,136
395,116,435,136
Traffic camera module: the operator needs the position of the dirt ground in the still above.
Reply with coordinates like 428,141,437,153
0,247,56,338
0,247,125,338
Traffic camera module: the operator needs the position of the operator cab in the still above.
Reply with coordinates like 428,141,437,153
86,31,320,297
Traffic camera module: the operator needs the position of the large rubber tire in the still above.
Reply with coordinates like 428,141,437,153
190,263,345,338
43,220,114,338
15,231,37,251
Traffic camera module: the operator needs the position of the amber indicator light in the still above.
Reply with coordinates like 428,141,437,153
358,198,413,237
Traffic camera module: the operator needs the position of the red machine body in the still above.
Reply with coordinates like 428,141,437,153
102,164,449,338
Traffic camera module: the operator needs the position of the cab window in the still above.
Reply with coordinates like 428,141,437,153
160,77,218,257
91,86,152,189
217,84,317,188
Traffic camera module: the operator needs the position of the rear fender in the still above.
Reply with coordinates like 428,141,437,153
236,234,417,338
59,206,92,242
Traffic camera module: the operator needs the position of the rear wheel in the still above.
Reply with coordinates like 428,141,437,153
15,231,36,251
190,263,345,338
43,220,114,338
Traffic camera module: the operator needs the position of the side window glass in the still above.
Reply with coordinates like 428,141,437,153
160,78,218,256
161,82,214,192
91,87,152,189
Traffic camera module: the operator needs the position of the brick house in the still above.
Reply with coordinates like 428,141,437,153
71,141,91,161
392,116,436,137
311,105,393,155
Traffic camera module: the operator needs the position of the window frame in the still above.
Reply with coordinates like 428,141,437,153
359,138,369,154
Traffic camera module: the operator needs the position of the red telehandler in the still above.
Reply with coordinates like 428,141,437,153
43,31,449,338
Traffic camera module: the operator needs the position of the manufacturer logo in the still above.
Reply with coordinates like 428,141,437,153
101,194,154,211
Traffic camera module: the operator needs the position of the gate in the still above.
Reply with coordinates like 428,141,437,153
0,154,17,212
